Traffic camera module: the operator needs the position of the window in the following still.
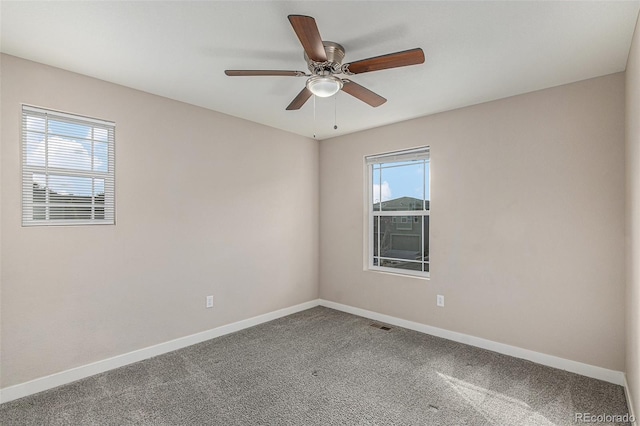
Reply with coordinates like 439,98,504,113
22,105,115,226
367,147,429,277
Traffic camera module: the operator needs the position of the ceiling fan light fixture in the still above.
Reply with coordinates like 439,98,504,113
306,75,343,97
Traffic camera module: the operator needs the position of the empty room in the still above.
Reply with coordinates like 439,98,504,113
1,1,639,425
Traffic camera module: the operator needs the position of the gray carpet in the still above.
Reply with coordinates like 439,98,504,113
0,306,632,425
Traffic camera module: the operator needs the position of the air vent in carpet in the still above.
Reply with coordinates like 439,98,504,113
370,323,392,331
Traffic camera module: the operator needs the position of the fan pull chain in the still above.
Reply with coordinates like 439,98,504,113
313,95,316,138
334,94,338,130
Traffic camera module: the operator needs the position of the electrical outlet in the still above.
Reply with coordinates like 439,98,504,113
436,295,444,307
206,295,214,308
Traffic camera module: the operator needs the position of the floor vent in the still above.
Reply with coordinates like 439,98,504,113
370,323,392,331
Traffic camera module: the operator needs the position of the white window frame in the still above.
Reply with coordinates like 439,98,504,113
21,105,115,226
366,147,430,278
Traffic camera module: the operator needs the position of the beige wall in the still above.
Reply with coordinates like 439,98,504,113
0,54,319,387
0,51,630,394
320,73,626,371
625,13,640,417
0,55,3,389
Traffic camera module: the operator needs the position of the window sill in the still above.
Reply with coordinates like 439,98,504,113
366,267,430,280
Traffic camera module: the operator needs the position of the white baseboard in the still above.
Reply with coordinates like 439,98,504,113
0,299,321,404
1,298,628,405
625,375,638,425
319,299,626,386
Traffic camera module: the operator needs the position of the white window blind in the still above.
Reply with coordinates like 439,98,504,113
365,147,430,165
22,105,115,226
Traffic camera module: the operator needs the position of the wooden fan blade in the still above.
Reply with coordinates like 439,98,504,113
288,15,327,62
225,70,307,77
286,87,313,110
343,48,425,74
341,80,386,107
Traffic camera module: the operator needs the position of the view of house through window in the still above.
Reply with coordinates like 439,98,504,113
22,105,115,226
367,147,430,277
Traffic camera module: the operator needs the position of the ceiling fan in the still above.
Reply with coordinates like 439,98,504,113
225,15,425,110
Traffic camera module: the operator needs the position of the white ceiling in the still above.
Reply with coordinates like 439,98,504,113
2,1,639,140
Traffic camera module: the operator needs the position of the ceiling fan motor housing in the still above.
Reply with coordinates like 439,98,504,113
305,41,345,75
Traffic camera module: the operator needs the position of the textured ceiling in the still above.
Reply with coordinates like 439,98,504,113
2,1,639,140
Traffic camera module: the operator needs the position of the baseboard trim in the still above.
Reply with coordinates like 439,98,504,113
0,299,321,404
2,298,627,404
319,299,626,386
624,375,638,425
